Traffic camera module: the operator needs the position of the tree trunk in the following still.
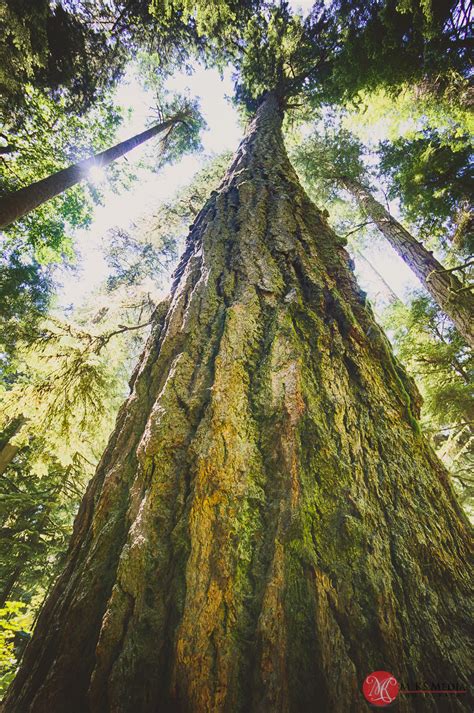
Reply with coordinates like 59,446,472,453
352,247,401,304
0,416,25,476
5,93,473,713
0,118,180,229
342,177,474,347
0,440,20,477
0,559,26,607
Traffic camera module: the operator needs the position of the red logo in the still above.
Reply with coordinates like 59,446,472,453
363,671,400,707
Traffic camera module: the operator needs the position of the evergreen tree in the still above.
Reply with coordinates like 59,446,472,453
293,128,474,346
2,3,474,711
379,129,473,253
0,109,196,229
5,6,473,709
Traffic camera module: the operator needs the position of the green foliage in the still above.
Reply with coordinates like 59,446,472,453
0,86,125,377
135,52,206,165
233,2,338,112
105,229,175,292
0,314,135,625
290,122,367,200
0,247,53,367
379,129,473,251
343,77,473,145
151,0,258,63
0,453,85,603
325,0,471,105
382,294,473,513
0,85,124,257
0,601,34,695
0,1,49,113
0,0,129,121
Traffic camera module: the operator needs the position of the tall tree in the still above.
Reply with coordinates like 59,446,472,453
0,112,192,229
5,85,473,711
293,128,474,346
0,87,125,369
4,2,474,710
342,175,474,346
379,129,473,253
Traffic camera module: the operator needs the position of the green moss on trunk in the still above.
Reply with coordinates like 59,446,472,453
5,93,473,713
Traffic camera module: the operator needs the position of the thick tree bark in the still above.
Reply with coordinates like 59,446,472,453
0,118,180,229
5,93,473,713
342,177,474,347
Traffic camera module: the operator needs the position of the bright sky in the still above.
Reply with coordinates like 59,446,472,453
57,63,243,307
57,21,420,314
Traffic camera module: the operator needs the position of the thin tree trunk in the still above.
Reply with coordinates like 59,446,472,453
353,246,401,304
342,177,474,346
0,416,25,476
0,440,20,476
5,93,473,713
0,118,180,229
0,559,26,607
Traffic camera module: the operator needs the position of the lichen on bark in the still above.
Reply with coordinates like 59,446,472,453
5,93,473,713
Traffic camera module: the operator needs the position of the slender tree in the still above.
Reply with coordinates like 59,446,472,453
378,129,473,254
0,116,184,229
341,176,474,347
4,86,473,712
293,130,474,347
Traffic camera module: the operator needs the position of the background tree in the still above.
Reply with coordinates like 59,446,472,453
379,128,473,253
0,105,201,229
0,87,126,371
292,125,474,345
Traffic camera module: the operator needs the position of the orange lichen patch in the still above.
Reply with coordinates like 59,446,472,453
172,298,265,710
311,568,359,710
256,540,290,713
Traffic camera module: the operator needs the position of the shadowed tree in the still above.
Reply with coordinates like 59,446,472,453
293,128,474,347
4,4,473,712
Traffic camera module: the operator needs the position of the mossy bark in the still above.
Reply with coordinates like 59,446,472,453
5,93,473,713
342,177,474,347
